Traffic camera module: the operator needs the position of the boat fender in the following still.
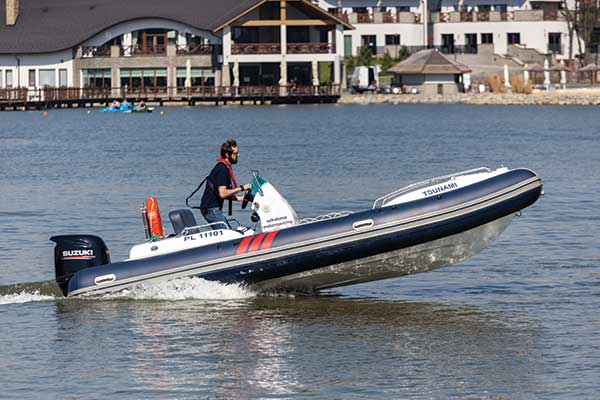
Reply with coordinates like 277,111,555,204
146,197,164,239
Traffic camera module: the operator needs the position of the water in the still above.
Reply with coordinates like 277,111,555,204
0,104,598,399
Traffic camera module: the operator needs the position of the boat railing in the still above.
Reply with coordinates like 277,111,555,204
298,211,353,225
372,167,492,209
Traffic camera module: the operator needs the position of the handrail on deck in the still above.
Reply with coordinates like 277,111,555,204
372,167,492,209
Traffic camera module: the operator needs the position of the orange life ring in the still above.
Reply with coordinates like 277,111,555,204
145,197,164,239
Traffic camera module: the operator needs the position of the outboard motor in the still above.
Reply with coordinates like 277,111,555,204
50,235,111,296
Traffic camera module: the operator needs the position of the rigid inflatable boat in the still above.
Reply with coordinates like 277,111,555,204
51,167,543,297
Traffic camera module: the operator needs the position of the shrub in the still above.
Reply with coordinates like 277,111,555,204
485,74,506,93
510,76,532,94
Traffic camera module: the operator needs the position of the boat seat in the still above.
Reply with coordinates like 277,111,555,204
169,209,198,235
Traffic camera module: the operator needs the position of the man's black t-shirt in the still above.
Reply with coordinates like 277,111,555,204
200,163,233,211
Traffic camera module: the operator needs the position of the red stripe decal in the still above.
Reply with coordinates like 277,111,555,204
236,236,254,255
248,233,267,253
260,230,279,251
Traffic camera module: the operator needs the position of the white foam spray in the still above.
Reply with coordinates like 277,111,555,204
97,277,257,301
0,290,55,305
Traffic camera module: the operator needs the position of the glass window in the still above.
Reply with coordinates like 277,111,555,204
176,67,215,87
29,69,36,87
82,69,111,88
481,33,494,44
507,32,520,45
6,70,13,87
361,35,377,55
494,4,507,11
0,70,3,88
59,69,68,87
344,35,353,56
385,35,400,45
39,69,56,87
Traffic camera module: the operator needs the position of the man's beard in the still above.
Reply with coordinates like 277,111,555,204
228,156,238,165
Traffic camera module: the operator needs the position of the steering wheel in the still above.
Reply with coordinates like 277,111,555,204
241,189,254,209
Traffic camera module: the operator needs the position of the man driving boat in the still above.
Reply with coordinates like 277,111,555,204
200,139,251,229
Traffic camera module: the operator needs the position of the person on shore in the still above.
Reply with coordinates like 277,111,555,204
199,139,251,229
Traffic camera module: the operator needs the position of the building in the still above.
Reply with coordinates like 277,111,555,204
0,0,352,100
318,0,583,66
389,48,471,94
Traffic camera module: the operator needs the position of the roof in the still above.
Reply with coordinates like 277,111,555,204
579,63,599,72
0,0,262,54
389,49,471,75
525,63,545,72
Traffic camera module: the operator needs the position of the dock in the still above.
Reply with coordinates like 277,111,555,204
0,85,341,111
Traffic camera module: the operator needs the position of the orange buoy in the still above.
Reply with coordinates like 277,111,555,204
145,197,164,239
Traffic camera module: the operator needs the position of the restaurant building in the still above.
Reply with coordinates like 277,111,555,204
0,0,351,98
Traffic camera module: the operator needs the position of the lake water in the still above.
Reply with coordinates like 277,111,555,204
0,104,598,399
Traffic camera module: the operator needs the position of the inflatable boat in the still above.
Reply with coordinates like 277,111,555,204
50,167,543,297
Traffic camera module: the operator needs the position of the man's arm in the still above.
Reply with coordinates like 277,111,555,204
218,184,251,201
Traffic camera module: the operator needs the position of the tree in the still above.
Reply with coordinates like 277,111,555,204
561,0,600,64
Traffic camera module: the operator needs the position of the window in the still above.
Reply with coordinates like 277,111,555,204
82,69,111,88
507,33,520,45
385,34,400,45
481,33,494,44
344,35,353,56
361,35,377,55
120,68,167,91
398,6,410,11
59,69,68,87
6,70,13,87
0,70,3,88
441,34,455,54
39,69,56,87
494,4,507,11
548,32,561,53
176,67,215,87
465,33,477,53
28,69,36,87
478,5,491,11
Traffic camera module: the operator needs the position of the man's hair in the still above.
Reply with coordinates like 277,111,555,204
220,139,238,158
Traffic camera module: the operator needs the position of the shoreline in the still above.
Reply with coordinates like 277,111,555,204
339,88,600,106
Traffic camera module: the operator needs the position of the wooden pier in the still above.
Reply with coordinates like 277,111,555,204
0,85,341,111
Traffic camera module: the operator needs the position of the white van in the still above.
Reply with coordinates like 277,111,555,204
348,66,379,94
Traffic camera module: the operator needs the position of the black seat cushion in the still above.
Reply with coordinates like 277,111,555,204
169,209,198,235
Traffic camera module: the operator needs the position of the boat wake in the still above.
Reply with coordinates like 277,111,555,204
0,277,256,304
96,277,257,301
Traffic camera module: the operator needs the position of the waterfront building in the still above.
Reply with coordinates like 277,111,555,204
0,0,351,100
389,48,471,94
318,0,585,70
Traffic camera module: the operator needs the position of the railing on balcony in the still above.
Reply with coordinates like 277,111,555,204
383,12,395,23
81,45,111,58
356,12,373,23
120,44,167,56
231,43,281,55
476,11,490,21
176,43,213,55
543,9,559,20
287,42,335,54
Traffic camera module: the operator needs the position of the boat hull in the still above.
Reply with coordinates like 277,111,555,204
64,168,543,297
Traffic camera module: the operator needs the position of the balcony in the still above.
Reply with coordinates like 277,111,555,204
231,43,281,55
81,45,111,58
176,44,214,55
120,44,166,56
348,11,418,24
287,42,335,54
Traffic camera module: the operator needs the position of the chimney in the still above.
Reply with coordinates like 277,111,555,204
6,0,19,25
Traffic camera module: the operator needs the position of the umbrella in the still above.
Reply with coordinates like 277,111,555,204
543,59,551,89
185,59,192,88
312,60,319,87
232,60,240,87
523,64,530,85
504,64,511,89
579,63,598,84
526,63,545,72
559,59,567,89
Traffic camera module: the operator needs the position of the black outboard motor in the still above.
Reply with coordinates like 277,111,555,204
50,235,111,296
